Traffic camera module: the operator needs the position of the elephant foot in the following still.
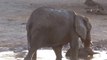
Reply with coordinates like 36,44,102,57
56,57,62,60
24,57,31,60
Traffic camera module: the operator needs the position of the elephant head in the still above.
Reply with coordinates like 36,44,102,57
75,15,92,48
65,15,93,58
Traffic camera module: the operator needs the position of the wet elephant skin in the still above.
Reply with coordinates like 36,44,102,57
24,7,92,60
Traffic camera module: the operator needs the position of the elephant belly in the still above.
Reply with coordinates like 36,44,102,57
30,24,70,47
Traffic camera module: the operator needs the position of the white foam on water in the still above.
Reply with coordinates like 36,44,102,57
0,50,107,60
37,50,56,60
0,51,16,60
92,51,107,60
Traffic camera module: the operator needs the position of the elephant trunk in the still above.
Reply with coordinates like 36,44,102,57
84,32,91,48
81,31,94,56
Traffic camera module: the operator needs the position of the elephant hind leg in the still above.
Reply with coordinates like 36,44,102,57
52,45,63,60
24,48,37,60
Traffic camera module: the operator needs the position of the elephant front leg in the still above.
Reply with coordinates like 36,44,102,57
69,36,79,60
52,45,62,60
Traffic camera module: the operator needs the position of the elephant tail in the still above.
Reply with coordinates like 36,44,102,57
26,20,32,50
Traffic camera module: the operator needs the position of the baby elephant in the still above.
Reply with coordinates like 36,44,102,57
24,7,92,60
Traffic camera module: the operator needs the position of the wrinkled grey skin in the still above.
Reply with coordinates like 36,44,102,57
24,7,92,60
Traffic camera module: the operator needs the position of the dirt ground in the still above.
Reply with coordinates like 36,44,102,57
0,0,107,50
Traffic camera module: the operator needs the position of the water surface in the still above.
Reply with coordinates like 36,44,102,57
0,49,107,60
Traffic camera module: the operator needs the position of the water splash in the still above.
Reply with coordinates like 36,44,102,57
0,50,107,60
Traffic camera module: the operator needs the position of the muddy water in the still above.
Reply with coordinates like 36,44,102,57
0,49,107,60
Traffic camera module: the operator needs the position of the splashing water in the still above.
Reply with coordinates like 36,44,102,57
0,50,107,60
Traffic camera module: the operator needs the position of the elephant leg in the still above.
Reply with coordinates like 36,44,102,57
52,45,62,60
24,48,37,60
69,36,79,60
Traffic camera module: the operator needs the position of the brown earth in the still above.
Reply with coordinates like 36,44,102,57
0,0,107,50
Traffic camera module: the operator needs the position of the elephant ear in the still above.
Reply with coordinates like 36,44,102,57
83,17,92,31
75,15,88,40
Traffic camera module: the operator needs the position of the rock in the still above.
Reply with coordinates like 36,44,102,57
84,0,104,10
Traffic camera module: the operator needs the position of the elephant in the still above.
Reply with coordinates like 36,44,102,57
24,7,92,60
